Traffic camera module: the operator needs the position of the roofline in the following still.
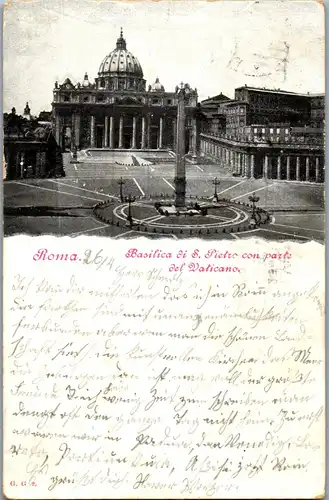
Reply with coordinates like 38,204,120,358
235,86,325,98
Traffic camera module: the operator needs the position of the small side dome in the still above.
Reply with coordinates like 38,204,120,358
151,77,165,92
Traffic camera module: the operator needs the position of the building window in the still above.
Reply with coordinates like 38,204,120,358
97,95,104,102
254,128,257,133
276,128,280,133
262,128,265,133
83,96,89,102
152,98,159,104
167,99,172,105
240,107,244,114
285,128,289,134
270,128,274,134
63,95,70,102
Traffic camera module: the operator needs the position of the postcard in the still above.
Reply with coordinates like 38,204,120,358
3,0,325,498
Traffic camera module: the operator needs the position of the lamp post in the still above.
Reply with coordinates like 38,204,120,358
212,177,220,202
125,194,136,227
117,176,126,202
248,192,260,222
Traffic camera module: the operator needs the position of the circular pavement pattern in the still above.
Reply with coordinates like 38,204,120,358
98,199,264,233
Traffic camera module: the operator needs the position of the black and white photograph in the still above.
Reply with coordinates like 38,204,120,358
3,0,325,242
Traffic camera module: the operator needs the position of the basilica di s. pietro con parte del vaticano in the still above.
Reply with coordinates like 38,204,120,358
4,27,325,242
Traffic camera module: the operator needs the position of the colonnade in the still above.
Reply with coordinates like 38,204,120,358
5,148,47,180
200,138,323,183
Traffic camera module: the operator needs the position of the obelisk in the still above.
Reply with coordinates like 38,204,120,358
174,84,187,208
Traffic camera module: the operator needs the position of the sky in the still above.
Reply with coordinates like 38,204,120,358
3,0,325,115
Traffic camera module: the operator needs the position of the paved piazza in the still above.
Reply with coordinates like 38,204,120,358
4,153,325,242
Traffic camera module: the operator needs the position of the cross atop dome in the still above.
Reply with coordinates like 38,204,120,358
116,27,126,50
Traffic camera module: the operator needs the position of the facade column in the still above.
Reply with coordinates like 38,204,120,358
141,116,146,149
277,155,281,180
315,157,320,183
109,116,114,148
192,118,197,154
158,116,163,149
263,155,269,179
74,113,81,148
147,114,151,149
305,156,310,182
296,156,300,181
250,154,255,178
119,115,123,148
132,116,137,149
286,156,290,180
172,119,177,150
104,116,109,147
90,115,96,148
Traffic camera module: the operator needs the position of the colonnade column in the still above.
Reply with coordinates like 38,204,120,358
229,151,233,171
243,153,248,177
40,152,47,177
277,156,281,180
132,116,137,149
286,156,290,180
263,155,269,179
119,115,123,148
315,157,320,183
55,114,61,146
305,156,310,182
296,156,300,181
158,116,163,149
104,116,109,148
109,116,114,148
250,154,255,178
236,153,240,174
90,115,95,148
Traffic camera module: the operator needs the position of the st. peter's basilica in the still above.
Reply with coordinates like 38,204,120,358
52,29,199,153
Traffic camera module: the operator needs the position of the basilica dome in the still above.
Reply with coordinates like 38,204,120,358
98,29,143,78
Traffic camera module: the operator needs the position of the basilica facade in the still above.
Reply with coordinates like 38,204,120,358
52,30,198,153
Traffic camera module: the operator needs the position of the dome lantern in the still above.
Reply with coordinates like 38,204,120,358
116,27,126,50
